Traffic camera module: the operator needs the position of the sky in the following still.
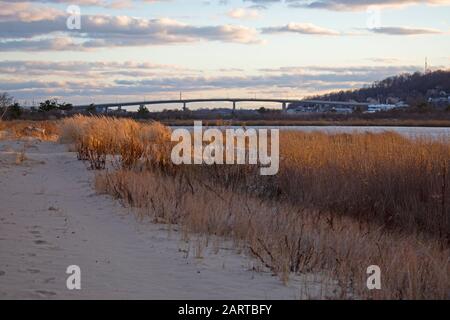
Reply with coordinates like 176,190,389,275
0,0,449,109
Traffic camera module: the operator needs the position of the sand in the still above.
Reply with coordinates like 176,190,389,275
0,138,327,300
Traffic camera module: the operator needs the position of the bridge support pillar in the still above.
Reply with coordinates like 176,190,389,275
183,102,187,111
232,101,236,113
282,102,287,112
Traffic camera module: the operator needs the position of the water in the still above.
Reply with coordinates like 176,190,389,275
249,126,450,140
173,125,450,140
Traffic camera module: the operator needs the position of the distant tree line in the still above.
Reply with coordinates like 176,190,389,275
0,94,74,120
303,70,450,107
38,99,73,112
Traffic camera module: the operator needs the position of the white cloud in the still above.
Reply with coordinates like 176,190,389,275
255,0,450,11
262,22,340,35
0,11,261,51
368,26,443,35
227,7,262,19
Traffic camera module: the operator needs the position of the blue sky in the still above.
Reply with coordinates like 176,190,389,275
0,0,449,108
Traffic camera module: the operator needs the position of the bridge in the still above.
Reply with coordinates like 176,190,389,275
73,98,369,113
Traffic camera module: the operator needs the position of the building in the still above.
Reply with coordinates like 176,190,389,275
331,107,354,114
366,104,397,113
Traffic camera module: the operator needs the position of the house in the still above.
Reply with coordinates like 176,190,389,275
331,107,354,114
395,101,409,108
366,104,397,113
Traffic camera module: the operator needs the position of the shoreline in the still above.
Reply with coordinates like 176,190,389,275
159,120,450,128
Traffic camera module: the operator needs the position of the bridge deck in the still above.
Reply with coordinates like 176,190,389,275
73,98,369,110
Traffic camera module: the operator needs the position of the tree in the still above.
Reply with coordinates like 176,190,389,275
7,103,22,119
416,101,432,113
39,99,59,112
86,104,96,114
58,102,73,111
303,70,450,106
137,105,150,116
0,92,13,120
258,107,268,114
354,106,364,114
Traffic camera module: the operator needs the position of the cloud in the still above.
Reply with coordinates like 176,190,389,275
0,2,63,22
367,26,443,35
262,22,340,35
0,60,197,78
0,0,165,9
227,7,262,19
0,10,261,51
244,0,450,11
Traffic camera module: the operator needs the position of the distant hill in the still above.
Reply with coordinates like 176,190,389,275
306,70,450,106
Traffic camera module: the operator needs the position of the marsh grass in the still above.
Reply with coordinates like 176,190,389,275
60,116,450,299
95,168,449,299
277,132,450,241
0,120,58,141
59,116,172,170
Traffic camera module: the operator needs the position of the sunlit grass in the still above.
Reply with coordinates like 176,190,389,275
58,116,450,299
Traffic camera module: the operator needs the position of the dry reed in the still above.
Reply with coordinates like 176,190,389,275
95,169,449,299
58,116,450,299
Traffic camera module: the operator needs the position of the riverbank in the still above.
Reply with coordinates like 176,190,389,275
159,118,450,127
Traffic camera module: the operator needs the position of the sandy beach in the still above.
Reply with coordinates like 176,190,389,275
0,138,314,300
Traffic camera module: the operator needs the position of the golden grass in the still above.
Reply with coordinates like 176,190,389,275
0,120,59,141
164,131,450,241
280,132,449,239
59,115,172,169
95,169,449,299
56,116,450,299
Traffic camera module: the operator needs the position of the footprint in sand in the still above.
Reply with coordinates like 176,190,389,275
34,240,48,245
29,230,41,238
35,290,57,298
44,277,56,284
27,269,40,274
33,240,60,251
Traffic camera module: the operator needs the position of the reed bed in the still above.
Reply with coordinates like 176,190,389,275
0,120,59,141
59,116,450,299
279,132,450,240
95,169,449,299
59,115,171,169
164,131,450,242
